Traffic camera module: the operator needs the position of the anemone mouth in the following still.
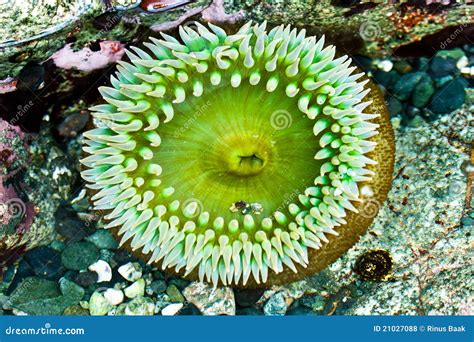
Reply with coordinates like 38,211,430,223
81,21,394,288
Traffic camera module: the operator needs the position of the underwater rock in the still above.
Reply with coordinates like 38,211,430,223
23,246,65,281
51,41,125,73
429,78,467,114
0,182,36,267
0,0,207,80
372,70,400,91
387,96,404,116
236,307,264,315
412,74,435,108
430,56,459,78
241,1,472,58
201,0,245,25
89,290,114,316
63,304,90,315
56,111,90,138
263,292,288,316
85,229,118,250
393,72,427,101
124,278,146,298
299,294,326,312
286,305,317,315
166,284,185,303
55,205,95,242
0,77,18,94
73,271,99,288
88,259,113,282
182,282,235,315
149,279,167,294
1,120,75,269
61,242,100,271
103,288,124,306
122,296,155,315
118,262,143,282
0,0,101,79
8,277,84,315
65,304,90,316
161,302,184,316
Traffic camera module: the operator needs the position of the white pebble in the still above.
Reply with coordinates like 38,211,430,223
461,66,474,76
103,288,124,306
88,260,112,283
118,262,143,282
124,279,145,299
161,303,183,316
377,60,393,72
456,56,469,69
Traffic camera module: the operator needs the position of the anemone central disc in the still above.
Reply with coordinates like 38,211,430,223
155,82,320,222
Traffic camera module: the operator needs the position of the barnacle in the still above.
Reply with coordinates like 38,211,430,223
81,21,394,288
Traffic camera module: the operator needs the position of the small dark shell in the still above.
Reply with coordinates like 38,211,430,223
354,249,393,281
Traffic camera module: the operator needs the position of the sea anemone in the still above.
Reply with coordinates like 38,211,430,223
81,21,394,288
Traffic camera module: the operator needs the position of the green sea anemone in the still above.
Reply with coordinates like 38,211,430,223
81,21,394,288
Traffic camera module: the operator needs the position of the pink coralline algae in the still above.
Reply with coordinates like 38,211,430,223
0,77,18,94
0,119,28,179
0,119,36,268
0,119,35,233
51,41,125,72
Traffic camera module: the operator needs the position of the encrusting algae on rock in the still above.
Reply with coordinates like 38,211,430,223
81,21,395,288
